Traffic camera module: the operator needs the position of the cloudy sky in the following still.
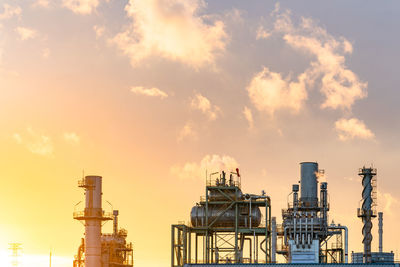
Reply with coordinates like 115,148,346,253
0,0,399,266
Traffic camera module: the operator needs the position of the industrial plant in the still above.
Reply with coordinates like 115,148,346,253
73,175,134,267
171,162,398,267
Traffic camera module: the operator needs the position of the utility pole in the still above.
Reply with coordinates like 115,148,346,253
9,243,22,267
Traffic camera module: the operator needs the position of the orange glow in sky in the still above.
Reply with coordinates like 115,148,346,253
1,1,400,266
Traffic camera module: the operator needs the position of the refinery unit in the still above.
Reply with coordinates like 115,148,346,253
171,162,398,267
73,175,134,267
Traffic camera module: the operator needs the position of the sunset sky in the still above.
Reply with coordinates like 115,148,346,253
1,0,400,266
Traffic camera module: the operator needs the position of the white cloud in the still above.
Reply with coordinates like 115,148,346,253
177,121,197,142
256,6,367,112
170,154,239,180
246,67,309,116
111,0,228,69
42,48,50,58
0,4,21,20
243,106,254,128
63,132,80,144
13,133,22,144
378,191,400,216
335,118,375,141
15,27,37,40
13,128,54,156
190,93,221,120
93,25,105,38
131,86,168,98
33,0,50,8
62,0,100,15
256,26,271,40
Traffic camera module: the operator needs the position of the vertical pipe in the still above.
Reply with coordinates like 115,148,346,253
293,184,299,210
113,210,119,235
320,182,328,232
171,226,175,267
344,226,348,264
379,212,383,253
195,234,198,263
188,231,192,264
205,186,209,263
265,199,268,263
272,217,277,263
235,193,239,262
250,197,252,229
183,227,187,264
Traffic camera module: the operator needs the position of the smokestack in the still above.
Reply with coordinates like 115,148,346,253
379,212,383,253
74,176,112,267
83,176,103,267
320,182,328,229
292,184,299,209
300,162,318,208
357,167,377,264
113,210,119,235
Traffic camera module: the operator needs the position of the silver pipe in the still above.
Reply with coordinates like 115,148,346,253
250,197,252,230
305,212,308,245
379,212,383,253
293,212,297,245
329,225,348,263
272,217,277,263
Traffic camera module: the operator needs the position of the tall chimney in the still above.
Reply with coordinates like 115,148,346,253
113,210,119,235
357,167,377,264
74,176,112,267
378,212,383,253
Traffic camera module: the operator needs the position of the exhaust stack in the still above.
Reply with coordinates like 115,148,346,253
73,176,112,267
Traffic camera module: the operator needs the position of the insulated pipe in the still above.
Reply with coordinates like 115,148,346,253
328,225,348,263
272,217,277,263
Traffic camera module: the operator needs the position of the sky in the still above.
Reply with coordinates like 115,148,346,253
0,0,400,266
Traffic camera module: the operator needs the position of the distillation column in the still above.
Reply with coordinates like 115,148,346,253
74,176,111,267
358,167,377,264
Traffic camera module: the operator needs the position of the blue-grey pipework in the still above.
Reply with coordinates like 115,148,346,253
358,167,377,264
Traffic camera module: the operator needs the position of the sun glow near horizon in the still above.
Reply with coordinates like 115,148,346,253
0,250,72,267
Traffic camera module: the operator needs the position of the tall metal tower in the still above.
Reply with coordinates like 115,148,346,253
73,176,112,267
9,243,22,267
357,167,377,263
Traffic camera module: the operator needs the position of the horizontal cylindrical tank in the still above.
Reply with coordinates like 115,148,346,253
191,205,261,227
300,162,318,208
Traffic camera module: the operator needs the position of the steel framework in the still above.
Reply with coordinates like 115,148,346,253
172,175,271,267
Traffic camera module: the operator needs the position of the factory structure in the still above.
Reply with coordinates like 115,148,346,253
73,175,134,267
171,162,397,267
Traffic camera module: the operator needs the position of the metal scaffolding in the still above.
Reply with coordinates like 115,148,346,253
172,170,271,267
